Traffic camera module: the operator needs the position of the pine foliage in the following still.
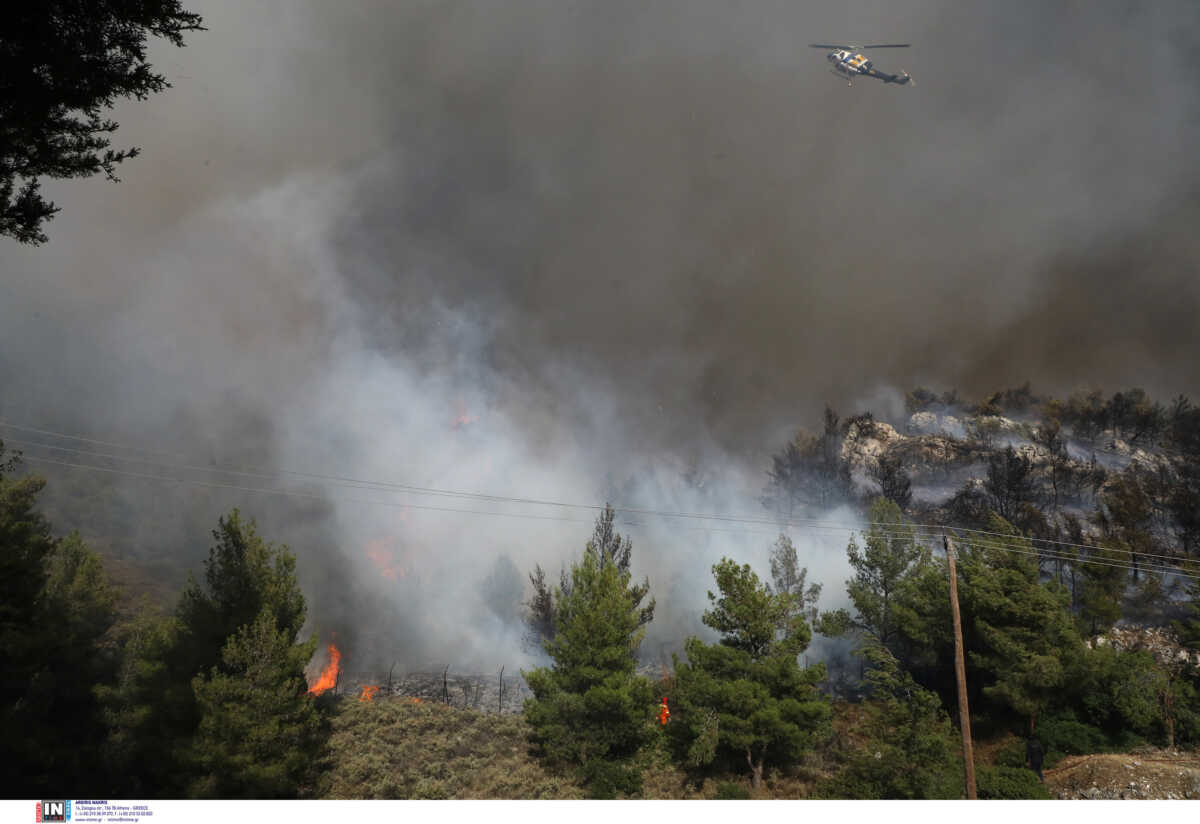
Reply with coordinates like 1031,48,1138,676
670,559,829,789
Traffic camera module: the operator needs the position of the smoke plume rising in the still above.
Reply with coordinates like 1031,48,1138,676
2,1,1199,669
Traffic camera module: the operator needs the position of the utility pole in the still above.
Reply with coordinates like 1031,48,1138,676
944,533,977,799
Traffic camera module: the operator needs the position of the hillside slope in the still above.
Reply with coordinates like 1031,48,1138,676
319,696,586,799
1046,751,1200,799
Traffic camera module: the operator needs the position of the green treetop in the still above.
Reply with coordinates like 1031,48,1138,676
670,558,830,790
0,444,119,794
523,543,655,797
958,515,1083,734
818,498,929,652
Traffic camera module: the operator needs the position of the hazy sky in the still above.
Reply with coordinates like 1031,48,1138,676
2,1,1198,669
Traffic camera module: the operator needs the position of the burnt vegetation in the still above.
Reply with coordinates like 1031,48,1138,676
4,384,1200,798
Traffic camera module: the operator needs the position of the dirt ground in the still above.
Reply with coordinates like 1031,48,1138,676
1045,751,1200,799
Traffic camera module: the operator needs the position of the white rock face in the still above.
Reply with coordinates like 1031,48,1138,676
907,412,970,438
1089,627,1200,669
840,420,901,469
1015,443,1040,463
907,412,939,433
939,415,967,438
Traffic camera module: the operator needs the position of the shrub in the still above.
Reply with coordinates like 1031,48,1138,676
993,741,1026,769
580,760,642,799
1109,729,1149,752
976,766,1051,800
714,781,751,800
1036,717,1107,756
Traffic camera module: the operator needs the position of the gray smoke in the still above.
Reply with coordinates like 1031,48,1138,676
2,0,1199,671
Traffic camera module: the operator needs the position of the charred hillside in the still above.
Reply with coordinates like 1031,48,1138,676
767,385,1200,591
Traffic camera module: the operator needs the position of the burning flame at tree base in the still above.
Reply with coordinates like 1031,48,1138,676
307,643,341,695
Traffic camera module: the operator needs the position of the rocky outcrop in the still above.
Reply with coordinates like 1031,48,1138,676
1089,627,1200,670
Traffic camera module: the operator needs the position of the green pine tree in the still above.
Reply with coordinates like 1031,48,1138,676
524,504,654,648
768,534,822,626
0,445,119,795
670,558,830,790
100,609,192,796
1174,568,1200,651
1077,543,1128,636
522,548,655,797
103,509,313,796
177,509,307,675
189,610,321,797
822,644,962,799
959,515,1084,735
817,498,931,660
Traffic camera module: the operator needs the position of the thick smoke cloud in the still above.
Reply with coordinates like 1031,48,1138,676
2,1,1199,671
315,0,1200,451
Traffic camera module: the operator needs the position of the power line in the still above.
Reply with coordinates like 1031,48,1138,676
8,429,1194,568
0,420,193,461
16,452,1198,581
0,420,1173,539
17,454,596,526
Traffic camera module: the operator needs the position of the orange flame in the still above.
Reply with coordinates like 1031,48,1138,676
365,540,404,580
307,643,342,695
359,684,381,702
452,397,477,430
365,528,411,581
658,697,670,726
409,696,423,705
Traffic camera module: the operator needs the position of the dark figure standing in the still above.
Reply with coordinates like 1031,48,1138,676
1026,737,1045,781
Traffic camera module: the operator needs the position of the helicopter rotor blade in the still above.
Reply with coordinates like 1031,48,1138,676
809,44,857,49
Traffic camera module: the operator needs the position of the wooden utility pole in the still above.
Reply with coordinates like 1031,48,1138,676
944,533,977,799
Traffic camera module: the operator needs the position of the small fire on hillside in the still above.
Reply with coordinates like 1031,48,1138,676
452,397,477,430
365,536,408,581
307,642,342,695
359,685,381,702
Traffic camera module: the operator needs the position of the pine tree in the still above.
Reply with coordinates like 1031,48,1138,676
822,644,962,799
768,534,822,626
103,509,313,796
984,446,1036,524
0,445,57,710
764,408,853,516
100,610,191,796
959,516,1083,735
177,509,307,673
524,504,654,649
818,498,929,652
189,610,321,797
522,549,655,797
1077,544,1128,636
670,559,830,790
1174,569,1200,651
870,454,913,511
1,2,205,243
0,445,118,795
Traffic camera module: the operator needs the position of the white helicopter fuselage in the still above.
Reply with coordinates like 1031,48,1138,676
820,48,911,86
827,49,872,77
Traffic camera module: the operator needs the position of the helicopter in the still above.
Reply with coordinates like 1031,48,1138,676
809,43,913,86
